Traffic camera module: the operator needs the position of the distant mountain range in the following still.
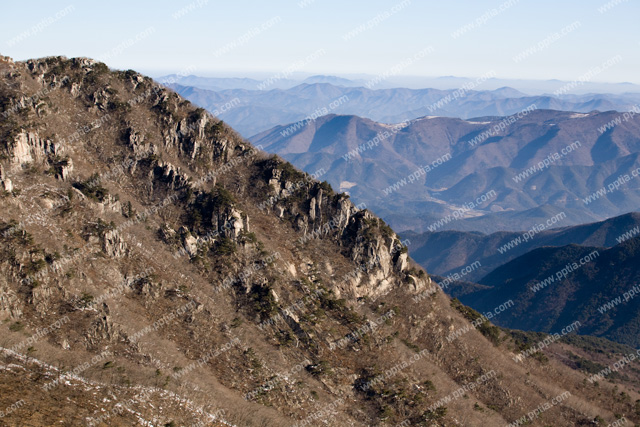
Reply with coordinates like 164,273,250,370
159,73,640,95
167,81,640,136
403,212,640,281
158,74,368,91
251,110,640,233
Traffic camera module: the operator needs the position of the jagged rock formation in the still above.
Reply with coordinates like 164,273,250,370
101,229,127,258
0,55,637,426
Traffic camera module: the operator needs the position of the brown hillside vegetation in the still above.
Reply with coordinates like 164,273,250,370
0,55,638,426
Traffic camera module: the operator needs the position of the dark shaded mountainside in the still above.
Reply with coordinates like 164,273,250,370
403,211,640,282
1,55,639,426
459,237,640,348
169,81,640,137
250,111,640,234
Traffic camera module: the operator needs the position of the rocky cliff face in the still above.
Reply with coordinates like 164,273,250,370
0,55,634,427
259,157,429,300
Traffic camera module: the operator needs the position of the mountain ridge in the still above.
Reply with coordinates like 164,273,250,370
1,54,638,426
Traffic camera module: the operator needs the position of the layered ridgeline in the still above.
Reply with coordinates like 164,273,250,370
403,211,640,282
167,80,640,137
405,213,640,349
0,55,638,426
250,110,640,234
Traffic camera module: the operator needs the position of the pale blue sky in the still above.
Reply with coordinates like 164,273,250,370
1,0,638,83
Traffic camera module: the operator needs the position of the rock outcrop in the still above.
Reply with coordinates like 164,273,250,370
0,277,22,320
0,165,12,192
262,159,428,299
9,131,60,169
102,229,127,258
